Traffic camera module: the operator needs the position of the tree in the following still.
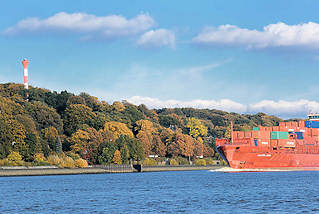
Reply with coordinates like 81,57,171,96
151,135,166,157
70,128,103,164
98,142,117,164
185,117,208,139
42,126,58,150
25,101,63,133
135,120,157,157
63,104,97,135
194,140,204,157
104,121,133,140
120,144,130,164
122,136,144,161
66,95,86,106
112,101,125,112
55,136,63,154
112,150,122,164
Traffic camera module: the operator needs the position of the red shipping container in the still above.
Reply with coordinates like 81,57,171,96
270,139,278,147
279,126,288,132
279,122,285,127
311,128,319,136
232,131,238,139
298,120,305,127
272,126,279,131
265,127,272,132
252,131,259,138
260,131,271,139
237,131,245,138
291,122,298,127
244,131,252,138
306,129,311,137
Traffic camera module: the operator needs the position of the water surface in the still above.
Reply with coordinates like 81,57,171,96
0,170,318,213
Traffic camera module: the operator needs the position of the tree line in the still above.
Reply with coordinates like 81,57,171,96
0,83,284,166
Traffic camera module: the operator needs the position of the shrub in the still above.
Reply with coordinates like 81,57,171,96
204,158,214,165
0,159,10,166
7,151,22,162
143,158,157,166
66,152,80,160
33,153,49,166
176,157,189,165
194,159,206,166
169,159,179,166
5,151,25,166
60,156,75,168
75,158,88,168
47,155,62,166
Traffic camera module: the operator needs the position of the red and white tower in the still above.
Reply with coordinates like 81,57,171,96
22,58,29,90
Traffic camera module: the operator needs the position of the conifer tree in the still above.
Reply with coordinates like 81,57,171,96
55,136,62,154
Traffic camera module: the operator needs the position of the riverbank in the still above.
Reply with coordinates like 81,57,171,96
0,165,223,177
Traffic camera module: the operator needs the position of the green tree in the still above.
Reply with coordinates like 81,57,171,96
63,104,97,135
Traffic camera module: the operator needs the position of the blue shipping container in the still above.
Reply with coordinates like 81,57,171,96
295,132,303,139
304,120,319,128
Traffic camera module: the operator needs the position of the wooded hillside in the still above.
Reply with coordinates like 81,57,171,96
0,83,284,166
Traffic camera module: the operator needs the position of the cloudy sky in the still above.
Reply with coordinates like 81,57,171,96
1,0,319,118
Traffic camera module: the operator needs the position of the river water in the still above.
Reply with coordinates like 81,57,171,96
0,170,319,213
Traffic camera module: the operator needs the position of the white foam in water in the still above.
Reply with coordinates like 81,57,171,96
210,167,292,172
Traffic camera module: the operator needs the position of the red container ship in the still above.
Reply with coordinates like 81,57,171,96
215,114,319,170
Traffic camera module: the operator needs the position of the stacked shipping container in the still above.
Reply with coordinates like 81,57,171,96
232,120,319,148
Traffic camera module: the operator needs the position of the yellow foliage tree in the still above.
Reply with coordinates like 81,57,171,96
185,117,208,139
134,120,157,134
112,149,122,164
104,121,133,140
42,126,58,141
112,101,125,112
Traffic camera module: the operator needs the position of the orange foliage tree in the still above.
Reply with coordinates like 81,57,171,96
112,149,122,164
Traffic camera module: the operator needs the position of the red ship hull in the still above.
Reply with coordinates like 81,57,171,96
218,145,319,169
216,120,319,169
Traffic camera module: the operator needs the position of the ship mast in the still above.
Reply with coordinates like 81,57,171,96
231,120,233,144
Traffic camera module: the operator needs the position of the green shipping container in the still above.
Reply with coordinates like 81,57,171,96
270,131,289,139
253,127,259,131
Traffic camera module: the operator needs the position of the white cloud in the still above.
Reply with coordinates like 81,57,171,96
193,22,319,49
248,99,319,117
126,96,319,118
127,96,247,113
4,12,155,39
137,29,175,48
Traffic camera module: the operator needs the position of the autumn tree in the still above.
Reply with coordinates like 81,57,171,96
135,119,158,157
42,126,58,150
112,150,122,164
185,117,208,139
151,135,166,157
70,127,103,163
104,121,133,140
112,101,125,112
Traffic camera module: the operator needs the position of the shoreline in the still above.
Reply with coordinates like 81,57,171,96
0,165,223,177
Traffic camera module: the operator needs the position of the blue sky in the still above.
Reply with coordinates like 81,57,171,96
1,0,319,118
